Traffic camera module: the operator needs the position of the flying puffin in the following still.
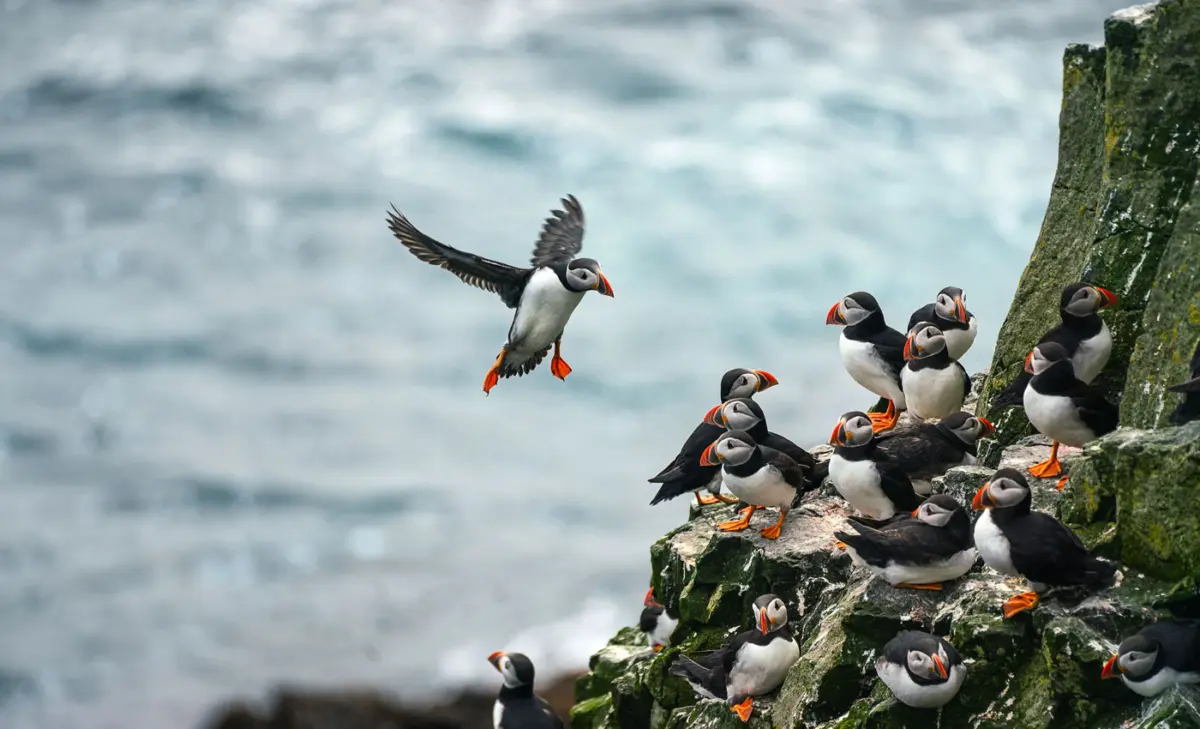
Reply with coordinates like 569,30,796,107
1166,339,1200,425
906,286,978,360
668,594,800,722
702,397,817,480
826,291,908,433
992,282,1118,407
487,651,565,729
700,430,805,540
387,195,613,395
901,321,971,421
648,369,780,507
971,469,1116,619
875,411,995,495
640,587,679,653
1023,342,1119,486
827,411,924,525
876,630,967,709
1101,620,1200,697
834,494,977,590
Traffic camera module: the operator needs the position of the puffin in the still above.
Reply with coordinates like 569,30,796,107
992,282,1118,407
387,195,613,395
668,594,800,722
834,494,977,590
1166,339,1200,425
826,291,908,432
640,587,679,653
1101,620,1200,697
875,411,995,495
827,411,924,524
699,430,805,540
1023,341,1119,485
702,398,818,480
876,631,967,709
900,321,972,421
971,469,1116,619
906,286,978,360
487,651,565,729
648,369,780,507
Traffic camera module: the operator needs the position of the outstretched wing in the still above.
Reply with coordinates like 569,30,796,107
529,195,586,268
386,205,532,309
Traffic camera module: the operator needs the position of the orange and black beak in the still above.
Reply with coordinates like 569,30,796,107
953,296,969,324
596,272,614,297
978,417,996,436
699,442,721,466
758,611,770,635
488,651,506,669
903,334,919,361
911,507,921,517
971,484,994,511
1094,286,1117,309
826,301,846,326
753,370,779,390
1023,351,1035,374
1101,654,1122,679
932,655,949,680
702,405,725,427
644,588,661,608
829,418,847,446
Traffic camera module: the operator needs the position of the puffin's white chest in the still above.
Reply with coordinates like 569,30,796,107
839,335,906,405
1072,322,1111,384
1123,668,1200,698
649,613,679,648
723,466,794,509
493,699,504,728
509,268,584,352
828,455,896,520
944,317,978,360
876,660,966,708
1024,386,1094,446
973,510,1018,577
901,364,966,420
727,636,799,700
876,548,978,586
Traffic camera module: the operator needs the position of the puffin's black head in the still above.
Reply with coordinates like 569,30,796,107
934,286,970,324
826,291,881,327
720,368,779,400
971,469,1031,511
699,430,757,467
1060,282,1117,318
904,321,947,361
750,594,789,634
488,651,536,689
1102,633,1161,680
911,494,965,527
564,257,614,297
830,411,874,448
703,398,765,432
1024,341,1072,376
939,411,995,445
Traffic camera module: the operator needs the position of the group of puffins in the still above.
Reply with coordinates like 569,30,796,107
385,195,1200,726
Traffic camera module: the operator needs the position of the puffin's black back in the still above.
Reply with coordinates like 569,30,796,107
991,493,1116,588
1167,340,1200,425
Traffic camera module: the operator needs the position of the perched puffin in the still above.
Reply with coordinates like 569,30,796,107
826,291,908,432
971,469,1116,619
834,494,976,590
1023,342,1119,485
993,282,1118,407
876,631,967,709
700,430,805,540
702,398,817,480
668,594,800,722
901,321,971,421
387,195,613,395
827,411,924,524
487,651,565,729
1102,620,1200,697
1166,339,1200,426
640,587,679,653
906,286,978,360
875,412,995,495
649,369,780,507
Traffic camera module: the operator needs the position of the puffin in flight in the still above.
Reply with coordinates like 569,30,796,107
488,651,565,729
827,291,908,432
907,286,977,360
1102,620,1200,697
874,411,995,495
1166,339,1200,425
387,195,613,394
876,630,967,709
901,321,971,421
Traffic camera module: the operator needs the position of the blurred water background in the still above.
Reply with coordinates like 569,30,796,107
0,0,1133,727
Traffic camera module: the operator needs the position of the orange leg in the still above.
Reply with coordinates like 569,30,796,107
731,697,753,722
695,493,739,507
1001,591,1039,619
868,400,901,433
482,347,507,395
550,336,572,380
652,644,663,653
896,582,944,591
759,510,786,540
833,540,847,550
1028,441,1063,478
1056,475,1070,491
717,506,757,532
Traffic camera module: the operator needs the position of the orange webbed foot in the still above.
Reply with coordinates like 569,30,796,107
550,355,572,380
1056,475,1070,491
1001,591,1039,619
833,540,847,550
731,697,753,723
717,506,756,532
652,644,663,653
482,347,507,395
896,582,944,591
695,493,721,506
1028,459,1063,478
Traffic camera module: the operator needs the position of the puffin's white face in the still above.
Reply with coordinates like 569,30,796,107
564,259,614,296
721,400,762,432
906,649,949,681
751,595,788,633
727,372,760,400
488,651,533,689
711,434,755,466
1064,285,1114,317
948,415,994,444
1118,647,1158,678
914,500,956,528
833,296,871,326
973,474,1029,510
904,323,946,360
831,413,874,447
934,288,969,324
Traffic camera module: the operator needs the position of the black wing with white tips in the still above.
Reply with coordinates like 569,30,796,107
386,205,533,309
529,195,586,268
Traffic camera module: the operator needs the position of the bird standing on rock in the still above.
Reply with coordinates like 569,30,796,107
1101,620,1200,697
901,321,971,420
488,651,565,729
702,397,817,482
640,587,679,653
874,411,995,495
876,630,967,709
700,430,805,540
827,411,924,524
387,195,613,395
907,286,978,360
826,291,908,433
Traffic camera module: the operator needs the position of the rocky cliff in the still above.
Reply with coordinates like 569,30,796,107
570,3,1200,728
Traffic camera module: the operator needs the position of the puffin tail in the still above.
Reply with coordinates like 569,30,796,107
1084,556,1118,587
668,655,713,684
991,371,1031,409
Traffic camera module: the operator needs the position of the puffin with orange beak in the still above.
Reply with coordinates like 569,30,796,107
827,411,923,526
668,594,799,723
875,631,966,708
1101,621,1200,697
699,430,806,540
875,411,995,495
906,286,978,360
992,282,1118,408
387,195,613,395
639,587,679,653
703,397,817,485
900,321,972,421
487,651,565,729
826,291,908,433
971,469,1116,619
